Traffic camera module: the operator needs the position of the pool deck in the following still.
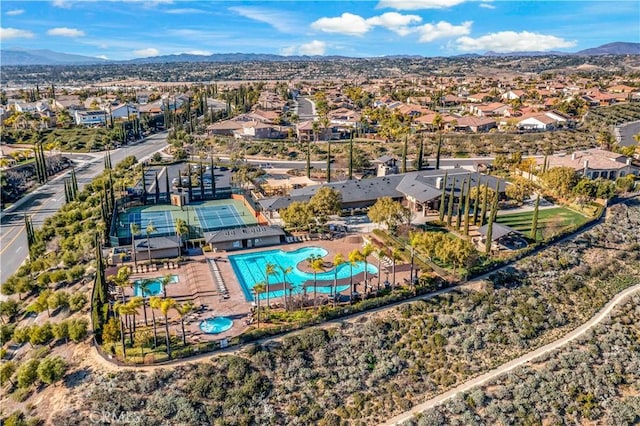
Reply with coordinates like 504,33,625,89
122,234,413,343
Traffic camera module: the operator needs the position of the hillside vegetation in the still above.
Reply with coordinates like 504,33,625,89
28,198,640,426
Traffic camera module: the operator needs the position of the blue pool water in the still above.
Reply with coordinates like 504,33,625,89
228,246,378,301
200,317,233,334
133,275,178,297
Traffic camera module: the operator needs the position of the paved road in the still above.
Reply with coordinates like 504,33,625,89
0,132,168,284
380,283,640,426
296,96,315,121
616,120,640,147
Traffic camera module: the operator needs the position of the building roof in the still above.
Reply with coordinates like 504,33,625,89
134,236,180,251
291,175,405,204
204,226,284,244
537,148,632,171
476,223,521,241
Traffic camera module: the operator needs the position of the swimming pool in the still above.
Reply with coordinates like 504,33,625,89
200,317,233,334
133,275,178,297
228,246,378,301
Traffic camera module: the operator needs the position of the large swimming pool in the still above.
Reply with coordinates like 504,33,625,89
133,275,178,297
228,246,378,301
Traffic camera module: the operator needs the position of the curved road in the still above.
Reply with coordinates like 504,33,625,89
0,132,169,284
381,283,640,426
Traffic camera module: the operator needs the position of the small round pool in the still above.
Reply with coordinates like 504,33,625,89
199,317,233,334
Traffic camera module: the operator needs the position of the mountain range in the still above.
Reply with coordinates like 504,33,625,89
1,42,638,66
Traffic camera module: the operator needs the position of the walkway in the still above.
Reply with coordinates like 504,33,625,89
380,283,640,426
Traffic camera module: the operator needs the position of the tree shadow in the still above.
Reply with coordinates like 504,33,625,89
64,367,92,389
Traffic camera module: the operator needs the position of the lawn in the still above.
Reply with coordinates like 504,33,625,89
496,207,591,240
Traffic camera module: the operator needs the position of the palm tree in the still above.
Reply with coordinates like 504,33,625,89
149,296,161,348
361,243,374,293
114,301,133,359
109,266,131,303
264,263,276,310
174,302,195,346
126,297,143,344
253,282,266,328
408,232,421,286
332,253,345,307
279,265,293,311
391,249,403,288
137,279,153,326
376,248,386,293
159,298,176,358
130,223,140,267
348,249,363,304
145,220,156,263
174,218,188,254
160,274,173,298
308,255,325,308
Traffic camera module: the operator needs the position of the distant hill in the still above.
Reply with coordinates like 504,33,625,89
576,42,640,56
1,49,107,65
483,50,570,57
1,42,638,66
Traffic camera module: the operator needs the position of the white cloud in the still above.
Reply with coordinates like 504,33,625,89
0,27,35,40
96,55,108,59
51,0,71,8
6,9,25,16
47,27,86,37
281,40,326,56
455,31,577,52
417,21,472,42
311,13,372,36
183,50,212,56
366,12,422,36
377,0,466,10
479,3,496,9
134,47,159,57
165,8,204,14
229,6,297,33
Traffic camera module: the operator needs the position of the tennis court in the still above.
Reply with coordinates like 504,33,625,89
195,204,247,231
120,209,175,238
115,199,257,239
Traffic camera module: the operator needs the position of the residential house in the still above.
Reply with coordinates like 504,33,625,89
454,116,497,133
501,90,526,101
469,102,510,117
74,110,107,126
518,114,558,131
536,149,638,180
52,95,83,112
110,103,140,120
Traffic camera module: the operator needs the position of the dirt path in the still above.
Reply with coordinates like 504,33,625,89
379,283,640,426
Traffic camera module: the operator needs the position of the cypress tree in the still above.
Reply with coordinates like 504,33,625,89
435,133,442,170
199,164,205,200
348,132,354,180
187,166,193,202
326,141,331,183
530,194,540,240
401,135,408,173
463,175,472,236
446,181,455,227
416,136,424,171
71,168,78,198
473,177,482,225
140,163,147,204
64,180,70,204
164,167,170,202
25,215,36,259
456,176,467,230
480,183,489,226
306,140,311,179
210,158,216,199
155,172,161,204
485,184,499,255
438,172,448,222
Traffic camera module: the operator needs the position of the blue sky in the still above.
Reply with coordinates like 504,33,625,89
1,1,638,59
